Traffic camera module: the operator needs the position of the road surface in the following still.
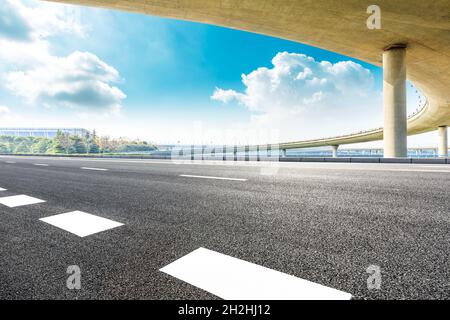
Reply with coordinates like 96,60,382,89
0,156,449,299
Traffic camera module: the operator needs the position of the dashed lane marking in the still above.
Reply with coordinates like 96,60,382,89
39,211,123,237
160,247,352,300
80,167,108,171
0,195,45,207
179,174,247,181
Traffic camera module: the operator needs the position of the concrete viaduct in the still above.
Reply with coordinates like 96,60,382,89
46,0,450,158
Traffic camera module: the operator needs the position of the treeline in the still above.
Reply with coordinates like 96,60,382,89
0,130,157,154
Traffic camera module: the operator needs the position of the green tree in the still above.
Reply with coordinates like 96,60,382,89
116,143,156,153
0,142,10,154
89,142,100,153
14,141,30,153
69,136,87,154
0,135,14,144
32,138,52,154
83,130,100,154
1,133,158,155
50,131,68,154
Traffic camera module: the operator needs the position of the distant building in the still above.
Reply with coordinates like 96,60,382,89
0,128,90,138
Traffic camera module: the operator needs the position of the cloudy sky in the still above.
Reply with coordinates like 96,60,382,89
0,0,435,147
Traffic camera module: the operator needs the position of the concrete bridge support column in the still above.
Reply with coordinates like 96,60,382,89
331,145,339,158
383,45,407,158
438,126,448,157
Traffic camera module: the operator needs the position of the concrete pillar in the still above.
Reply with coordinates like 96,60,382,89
383,45,407,158
281,149,287,157
331,145,339,158
438,126,448,157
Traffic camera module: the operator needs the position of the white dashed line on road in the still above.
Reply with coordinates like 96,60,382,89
40,211,124,237
412,165,450,170
5,161,16,164
179,174,247,181
377,169,450,173
160,247,352,300
34,163,49,166
0,195,46,207
0,187,7,191
80,167,108,171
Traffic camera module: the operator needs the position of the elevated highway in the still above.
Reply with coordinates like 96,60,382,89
279,100,429,150
46,0,450,157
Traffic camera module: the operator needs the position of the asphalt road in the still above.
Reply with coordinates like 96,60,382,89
0,155,449,300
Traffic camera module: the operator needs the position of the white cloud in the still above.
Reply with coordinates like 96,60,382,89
0,0,125,115
0,105,16,122
0,39,51,67
0,1,32,41
212,52,374,113
0,105,10,114
211,52,380,142
0,0,77,68
211,88,244,104
0,0,85,41
5,51,126,112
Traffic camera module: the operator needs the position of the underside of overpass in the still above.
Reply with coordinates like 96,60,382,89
45,0,450,156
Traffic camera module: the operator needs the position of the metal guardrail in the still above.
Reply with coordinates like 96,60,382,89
0,153,448,164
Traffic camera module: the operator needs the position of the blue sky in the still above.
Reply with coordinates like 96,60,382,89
0,0,433,147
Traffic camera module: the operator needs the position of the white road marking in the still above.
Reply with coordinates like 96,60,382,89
39,211,123,237
0,187,6,191
376,169,450,173
80,167,108,171
34,163,49,166
0,195,45,207
415,165,450,169
179,174,247,181
5,161,16,164
160,247,352,300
